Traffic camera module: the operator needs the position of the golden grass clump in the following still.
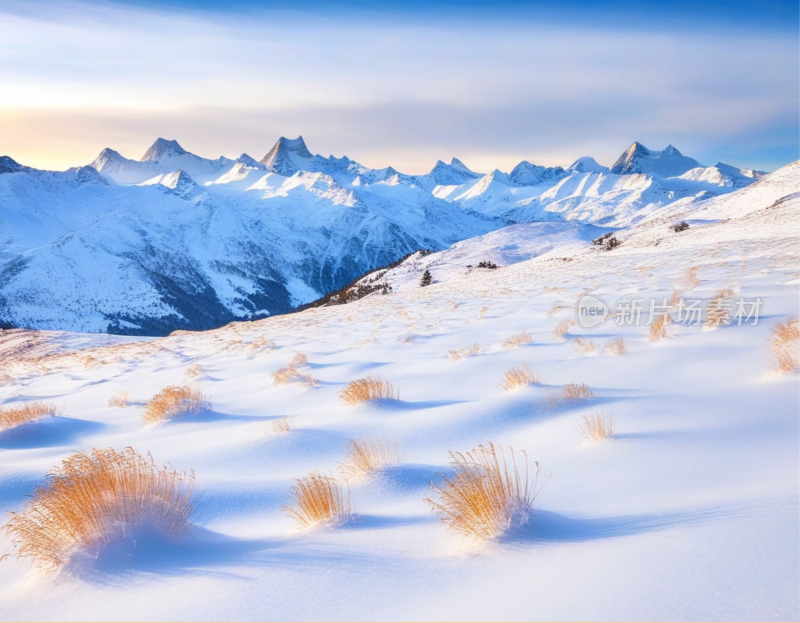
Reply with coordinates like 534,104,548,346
425,442,547,542
769,317,800,373
142,385,210,425
604,338,628,356
703,288,735,330
0,447,195,572
289,353,308,367
447,343,483,361
248,337,276,353
478,305,488,320
500,363,540,391
502,332,533,350
271,354,318,388
579,413,616,442
552,319,576,342
284,472,351,528
271,416,293,434
562,383,594,401
339,438,402,481
107,390,131,408
338,376,399,406
648,313,672,342
0,402,59,432
545,383,595,408
184,364,203,378
571,337,598,355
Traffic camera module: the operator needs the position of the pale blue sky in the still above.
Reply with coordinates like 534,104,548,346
0,0,796,173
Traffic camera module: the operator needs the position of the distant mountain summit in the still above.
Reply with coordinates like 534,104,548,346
0,134,772,335
610,142,701,177
141,138,188,162
260,136,314,175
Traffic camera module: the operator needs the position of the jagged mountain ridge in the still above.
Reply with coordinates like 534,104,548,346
0,137,768,334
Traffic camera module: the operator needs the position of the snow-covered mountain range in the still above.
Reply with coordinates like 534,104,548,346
0,136,768,334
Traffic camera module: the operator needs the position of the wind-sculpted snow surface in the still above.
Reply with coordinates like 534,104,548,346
0,163,797,620
0,137,767,334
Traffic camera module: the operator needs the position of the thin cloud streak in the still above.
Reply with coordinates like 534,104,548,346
0,1,796,172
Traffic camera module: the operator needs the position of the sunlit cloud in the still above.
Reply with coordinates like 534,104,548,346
0,0,796,172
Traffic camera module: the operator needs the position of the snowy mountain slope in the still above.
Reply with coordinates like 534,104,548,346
0,138,771,334
0,160,796,621
610,142,701,176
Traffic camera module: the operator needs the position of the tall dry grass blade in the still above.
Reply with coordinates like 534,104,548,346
579,413,616,442
604,338,628,356
284,472,351,528
769,317,800,373
552,319,576,342
338,376,399,406
0,402,59,432
500,364,540,391
142,385,210,425
1,447,195,572
338,438,402,481
107,390,131,408
425,442,547,542
502,332,533,350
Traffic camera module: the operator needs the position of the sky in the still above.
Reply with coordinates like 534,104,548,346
0,0,797,174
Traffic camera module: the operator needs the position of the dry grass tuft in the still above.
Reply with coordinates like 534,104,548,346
248,337,276,353
142,385,210,425
502,332,533,350
107,390,131,408
571,337,598,355
562,383,594,401
0,447,195,572
604,338,628,356
0,402,59,432
271,416,293,434
425,442,547,542
289,353,308,368
339,438,402,481
552,319,576,342
703,288,735,330
447,343,483,361
478,306,488,320
184,364,203,378
648,314,672,342
284,472,351,528
338,376,399,406
579,413,616,442
271,354,318,388
546,383,595,407
500,363,540,391
769,317,800,373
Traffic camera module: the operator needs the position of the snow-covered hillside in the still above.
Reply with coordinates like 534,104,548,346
0,158,796,621
0,138,768,334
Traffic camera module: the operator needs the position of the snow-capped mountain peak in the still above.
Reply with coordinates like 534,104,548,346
0,155,29,174
566,156,609,174
141,138,188,162
509,160,568,185
259,136,314,175
426,158,483,186
610,141,701,177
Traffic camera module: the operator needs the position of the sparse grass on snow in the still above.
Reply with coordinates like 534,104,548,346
0,401,59,432
579,413,616,442
338,376,399,406
425,442,547,542
284,472,351,528
0,447,196,572
339,438,401,481
502,332,533,349
142,385,210,425
769,317,800,373
500,363,540,391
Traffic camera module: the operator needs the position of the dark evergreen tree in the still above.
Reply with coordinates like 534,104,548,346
420,269,432,287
